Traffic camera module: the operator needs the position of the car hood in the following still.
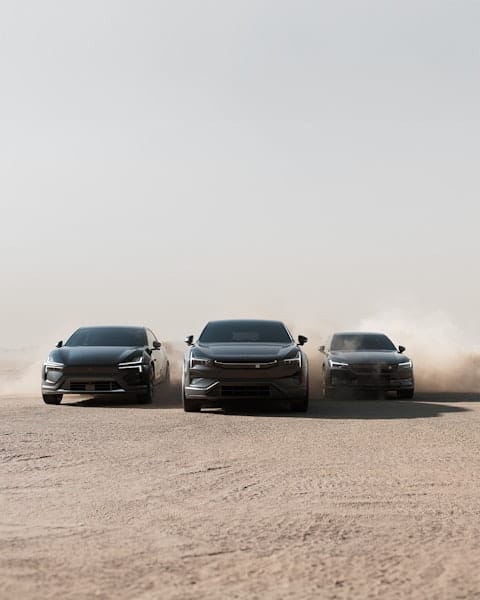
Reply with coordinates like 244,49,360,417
329,350,410,364
194,343,297,362
49,346,144,367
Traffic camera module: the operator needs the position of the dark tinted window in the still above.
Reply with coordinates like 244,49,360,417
331,333,396,351
65,327,147,347
199,320,292,344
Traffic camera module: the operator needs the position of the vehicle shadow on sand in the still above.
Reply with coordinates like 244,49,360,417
63,382,183,409
413,392,480,403
63,388,475,419
209,393,471,420
305,397,469,420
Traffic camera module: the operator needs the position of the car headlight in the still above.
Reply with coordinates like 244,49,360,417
190,355,212,368
44,359,64,371
283,352,302,368
329,359,349,369
118,355,144,372
398,360,413,369
43,359,64,383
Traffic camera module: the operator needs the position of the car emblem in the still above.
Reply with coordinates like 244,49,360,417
255,364,261,369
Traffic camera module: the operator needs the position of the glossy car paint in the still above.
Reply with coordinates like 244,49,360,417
41,326,169,403
183,319,309,411
320,331,414,398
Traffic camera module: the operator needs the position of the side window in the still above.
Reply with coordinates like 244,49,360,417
146,329,156,348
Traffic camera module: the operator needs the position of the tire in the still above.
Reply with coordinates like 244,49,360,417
322,369,335,400
137,388,153,404
322,376,335,400
324,386,336,400
183,389,201,412
291,395,309,412
137,369,154,404
163,363,170,385
43,394,62,405
182,363,201,412
397,388,415,399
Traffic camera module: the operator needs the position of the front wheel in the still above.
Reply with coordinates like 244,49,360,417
183,389,201,412
397,388,415,399
291,395,309,412
322,377,335,400
137,388,153,404
43,394,62,405
163,363,170,385
137,370,154,404
322,370,335,400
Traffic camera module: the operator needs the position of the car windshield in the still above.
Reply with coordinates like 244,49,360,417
331,333,396,351
65,327,146,347
199,320,292,344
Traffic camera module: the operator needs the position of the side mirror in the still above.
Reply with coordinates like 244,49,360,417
56,340,63,348
318,345,325,353
398,345,406,354
153,341,162,350
297,335,308,346
185,335,194,346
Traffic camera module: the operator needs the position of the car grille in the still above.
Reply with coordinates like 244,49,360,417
69,381,123,392
214,361,277,369
350,363,397,374
221,385,270,397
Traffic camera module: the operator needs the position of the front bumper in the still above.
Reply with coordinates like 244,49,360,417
41,364,150,396
183,363,308,404
328,368,414,391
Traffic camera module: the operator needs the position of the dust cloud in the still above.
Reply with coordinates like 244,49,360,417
358,309,480,393
0,346,50,396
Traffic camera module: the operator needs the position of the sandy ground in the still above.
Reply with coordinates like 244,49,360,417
1,367,480,599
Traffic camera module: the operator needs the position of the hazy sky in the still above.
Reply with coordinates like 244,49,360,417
1,0,479,348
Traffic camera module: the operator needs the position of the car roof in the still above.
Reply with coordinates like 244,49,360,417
206,319,286,325
333,331,389,336
75,325,146,331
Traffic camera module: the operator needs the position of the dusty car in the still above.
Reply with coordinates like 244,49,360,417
41,326,169,405
182,319,309,412
319,331,414,399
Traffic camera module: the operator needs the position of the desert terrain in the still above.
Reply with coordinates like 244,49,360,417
1,358,480,600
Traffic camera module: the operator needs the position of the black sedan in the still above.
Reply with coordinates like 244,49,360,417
182,319,309,412
41,326,170,405
319,332,414,399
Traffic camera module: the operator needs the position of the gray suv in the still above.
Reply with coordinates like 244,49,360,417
182,319,309,412
320,331,414,399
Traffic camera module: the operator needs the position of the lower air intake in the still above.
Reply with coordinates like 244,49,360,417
221,385,270,398
70,381,122,392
